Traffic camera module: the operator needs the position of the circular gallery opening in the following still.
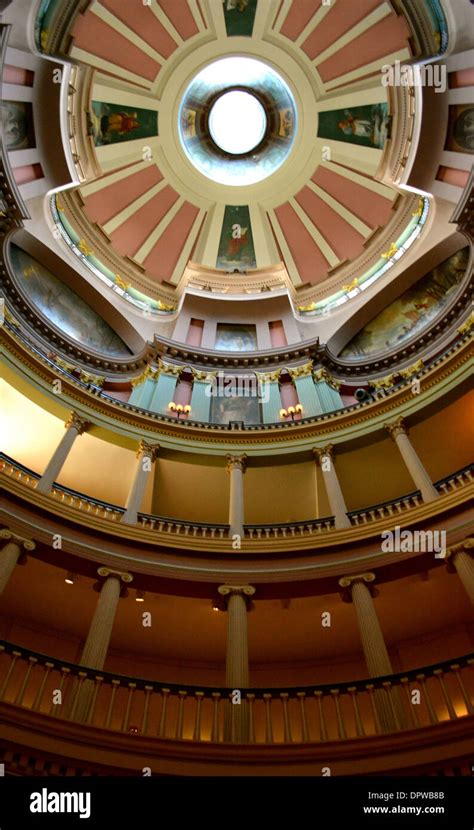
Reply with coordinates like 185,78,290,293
208,90,267,155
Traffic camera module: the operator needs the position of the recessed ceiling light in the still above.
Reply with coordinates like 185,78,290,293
65,572,75,585
136,590,145,602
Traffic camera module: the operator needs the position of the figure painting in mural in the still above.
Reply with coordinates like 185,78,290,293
340,247,469,359
318,103,390,149
278,108,293,138
446,105,474,154
222,0,257,36
210,393,260,425
90,102,158,146
216,205,257,269
1,102,35,150
10,244,131,357
214,323,257,351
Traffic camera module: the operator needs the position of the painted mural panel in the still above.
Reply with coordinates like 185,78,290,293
210,393,260,425
223,0,258,36
216,206,256,269
318,103,390,149
340,247,469,359
10,244,131,357
1,102,36,150
445,105,474,154
90,102,158,146
215,323,257,351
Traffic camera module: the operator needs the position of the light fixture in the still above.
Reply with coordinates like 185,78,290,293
135,590,145,602
211,601,220,612
168,402,191,419
279,404,303,421
65,572,75,585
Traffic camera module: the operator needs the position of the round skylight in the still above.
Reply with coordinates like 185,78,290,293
208,90,267,155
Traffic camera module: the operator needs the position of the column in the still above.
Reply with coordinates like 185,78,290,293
256,371,282,424
445,538,474,603
313,368,344,413
190,371,213,422
74,567,133,722
79,568,133,670
339,573,401,732
122,441,159,524
129,367,160,409
385,417,438,503
293,374,323,417
149,363,179,414
0,529,35,595
218,584,256,742
226,455,247,539
35,412,89,494
313,445,350,529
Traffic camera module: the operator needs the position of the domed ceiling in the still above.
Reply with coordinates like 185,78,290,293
52,0,420,310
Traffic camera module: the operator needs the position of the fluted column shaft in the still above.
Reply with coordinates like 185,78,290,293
314,446,350,529
385,418,438,503
122,441,159,524
447,540,474,604
227,455,247,539
340,573,401,732
36,413,88,494
0,531,35,595
218,585,255,742
79,576,122,670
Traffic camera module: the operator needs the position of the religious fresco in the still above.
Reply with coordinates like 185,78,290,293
214,323,257,351
9,244,131,357
1,102,36,150
216,206,256,269
340,247,470,359
445,105,474,154
90,102,158,146
318,103,390,149
210,393,260,425
223,0,258,36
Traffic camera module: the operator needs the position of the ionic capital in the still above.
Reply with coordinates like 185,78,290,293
65,412,89,435
0,528,36,552
339,572,376,601
97,566,133,584
443,537,474,566
385,416,407,440
226,454,247,474
218,584,256,606
137,440,160,461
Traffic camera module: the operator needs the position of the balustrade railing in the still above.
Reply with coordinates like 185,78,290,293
1,454,472,540
0,642,471,744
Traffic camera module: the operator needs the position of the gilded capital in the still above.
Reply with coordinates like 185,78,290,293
159,360,183,377
65,412,89,435
287,362,313,379
137,440,160,461
339,572,376,601
0,528,36,551
312,445,334,465
226,454,247,474
218,585,256,606
97,566,133,584
385,416,407,440
313,367,341,390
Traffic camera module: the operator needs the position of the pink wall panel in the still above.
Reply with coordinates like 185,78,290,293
157,0,198,39
269,320,287,348
144,202,200,280
274,203,329,285
186,318,204,347
437,167,470,188
3,65,34,85
72,12,160,81
100,0,177,58
280,0,322,40
448,68,474,88
311,166,393,229
13,163,43,185
295,186,365,262
302,0,381,59
110,185,179,257
84,166,163,225
317,14,410,82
